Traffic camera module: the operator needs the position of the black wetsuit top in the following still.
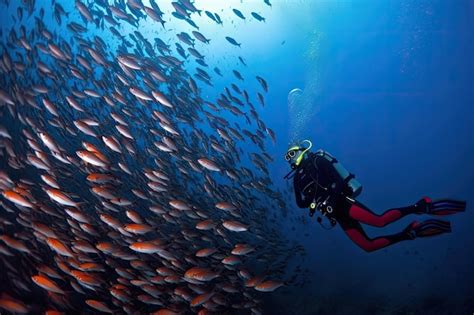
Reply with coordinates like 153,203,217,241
293,150,354,225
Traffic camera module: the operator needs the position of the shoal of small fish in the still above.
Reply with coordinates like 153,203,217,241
0,0,306,314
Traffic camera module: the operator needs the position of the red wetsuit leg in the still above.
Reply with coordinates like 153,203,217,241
348,201,404,227
340,220,410,252
334,198,412,252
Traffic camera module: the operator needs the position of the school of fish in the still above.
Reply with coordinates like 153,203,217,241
0,0,306,314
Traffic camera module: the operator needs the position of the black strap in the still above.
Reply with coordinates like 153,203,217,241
343,173,355,185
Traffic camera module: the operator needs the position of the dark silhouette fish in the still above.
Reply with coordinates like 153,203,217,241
205,10,217,23
256,76,269,92
225,36,241,47
214,67,223,76
233,8,246,20
192,31,210,44
214,13,223,25
233,70,244,81
251,12,266,22
179,0,201,15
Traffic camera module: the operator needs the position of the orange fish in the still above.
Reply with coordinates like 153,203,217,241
0,294,29,314
124,223,152,234
190,291,214,307
254,280,284,292
85,299,112,313
129,241,162,254
0,235,31,253
71,270,102,287
184,267,219,282
195,248,218,257
46,238,74,257
222,220,248,232
2,190,34,208
32,275,65,294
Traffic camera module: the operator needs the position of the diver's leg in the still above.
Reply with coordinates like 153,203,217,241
339,219,411,252
339,219,451,253
350,198,466,228
348,200,414,227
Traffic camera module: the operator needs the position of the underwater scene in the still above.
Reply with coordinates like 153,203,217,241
0,0,473,314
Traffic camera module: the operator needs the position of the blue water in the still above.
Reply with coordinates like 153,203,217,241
1,0,473,314
264,0,474,313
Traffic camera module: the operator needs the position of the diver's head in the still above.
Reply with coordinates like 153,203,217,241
285,139,312,169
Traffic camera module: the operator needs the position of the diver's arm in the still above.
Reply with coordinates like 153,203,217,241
294,178,310,208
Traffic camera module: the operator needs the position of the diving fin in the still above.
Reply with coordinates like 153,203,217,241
415,197,466,216
405,219,451,239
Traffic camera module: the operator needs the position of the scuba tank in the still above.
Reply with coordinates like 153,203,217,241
309,150,363,229
316,150,363,198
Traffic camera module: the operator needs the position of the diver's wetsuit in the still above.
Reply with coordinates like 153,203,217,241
293,151,419,252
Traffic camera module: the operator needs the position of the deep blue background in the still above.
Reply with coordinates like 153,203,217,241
262,0,474,313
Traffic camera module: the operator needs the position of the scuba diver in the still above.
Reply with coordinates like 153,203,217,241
284,140,467,252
